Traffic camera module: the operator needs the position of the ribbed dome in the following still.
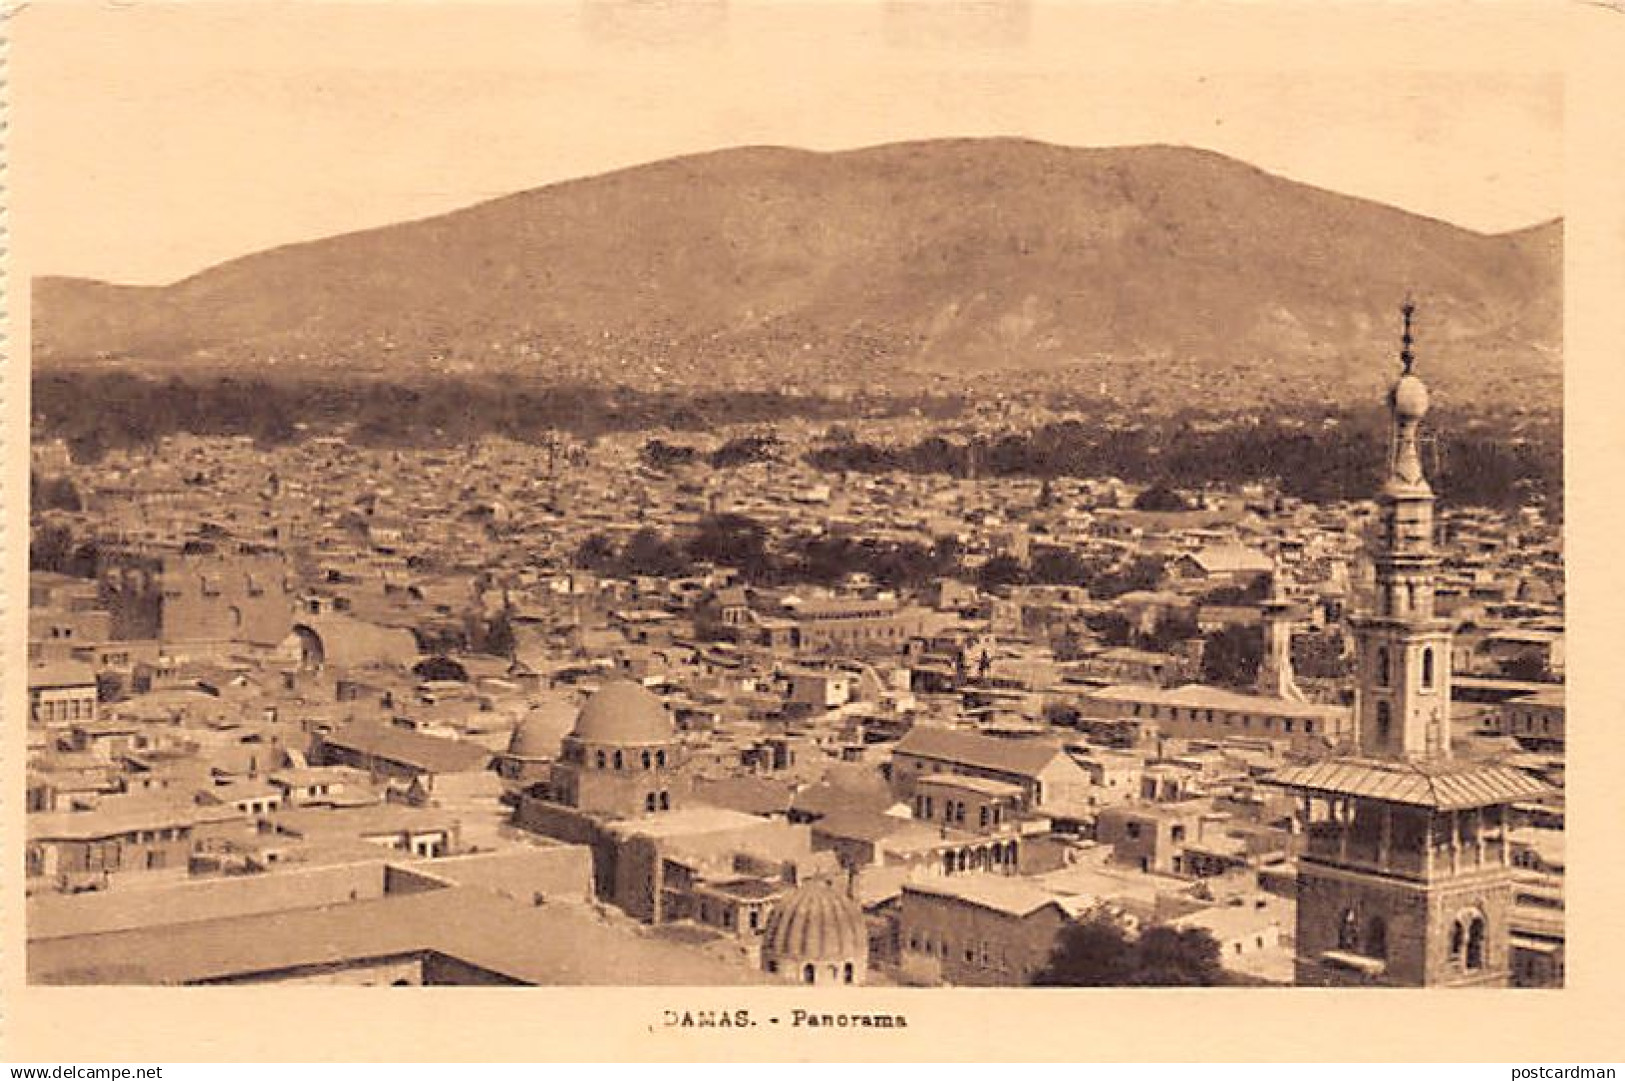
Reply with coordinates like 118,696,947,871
507,694,578,759
762,883,868,964
570,680,674,745
1390,373,1430,420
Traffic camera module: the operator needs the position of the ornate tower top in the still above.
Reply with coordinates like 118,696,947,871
1386,301,1432,495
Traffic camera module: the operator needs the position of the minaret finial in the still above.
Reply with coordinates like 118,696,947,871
1400,296,1416,375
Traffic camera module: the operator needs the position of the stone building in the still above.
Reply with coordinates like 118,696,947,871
98,551,295,648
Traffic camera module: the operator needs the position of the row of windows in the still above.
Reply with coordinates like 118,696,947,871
697,900,763,931
906,933,1010,972
766,960,856,984
1506,712,1560,734
1128,701,1316,736
942,842,1018,875
916,795,1006,829
590,748,669,771
643,791,673,813
127,827,189,843
1375,646,1437,690
34,697,96,723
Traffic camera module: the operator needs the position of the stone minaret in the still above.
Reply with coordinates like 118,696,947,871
1269,300,1548,988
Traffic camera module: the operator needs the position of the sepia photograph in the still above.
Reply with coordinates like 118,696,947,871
5,0,1623,1065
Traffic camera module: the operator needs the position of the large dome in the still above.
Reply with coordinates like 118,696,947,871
762,883,868,964
507,693,579,759
570,680,675,745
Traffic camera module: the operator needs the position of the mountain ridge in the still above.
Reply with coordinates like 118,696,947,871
33,138,1562,408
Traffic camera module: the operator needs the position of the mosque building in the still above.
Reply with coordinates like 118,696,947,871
513,679,844,936
1269,302,1549,987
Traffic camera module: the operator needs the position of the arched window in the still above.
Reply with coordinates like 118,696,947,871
979,806,989,828
802,964,816,985
641,750,652,770
1338,908,1360,952
1377,648,1391,687
1466,916,1486,970
645,793,657,813
1366,916,1388,960
595,750,607,770
1376,701,1392,746
1421,648,1435,689
843,962,855,984
659,791,670,810
613,750,624,770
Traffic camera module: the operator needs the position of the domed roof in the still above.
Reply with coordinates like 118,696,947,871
1390,373,1430,420
570,680,674,745
507,693,579,759
762,882,868,964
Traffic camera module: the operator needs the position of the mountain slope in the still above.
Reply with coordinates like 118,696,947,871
33,139,1562,406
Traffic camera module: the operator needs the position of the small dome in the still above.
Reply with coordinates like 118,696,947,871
508,693,578,759
570,680,674,745
762,882,868,964
1390,374,1430,420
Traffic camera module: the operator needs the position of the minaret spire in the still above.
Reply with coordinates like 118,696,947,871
1399,294,1416,376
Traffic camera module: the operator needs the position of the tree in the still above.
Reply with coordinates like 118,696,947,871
1292,630,1351,680
1091,556,1166,600
1030,546,1094,587
1034,918,1230,987
1201,625,1264,687
1133,484,1191,512
688,514,771,579
618,528,689,578
1139,611,1201,653
640,439,697,470
1086,611,1134,648
1131,926,1227,986
1033,918,1137,986
30,524,76,574
976,555,1027,592
574,532,619,573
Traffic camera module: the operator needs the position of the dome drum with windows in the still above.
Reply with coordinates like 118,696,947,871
549,680,683,816
760,882,869,986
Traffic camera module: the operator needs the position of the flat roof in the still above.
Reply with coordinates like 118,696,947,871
29,885,760,986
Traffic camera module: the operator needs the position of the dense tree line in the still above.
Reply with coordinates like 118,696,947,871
806,411,1561,514
36,371,1558,515
573,515,961,591
31,371,963,464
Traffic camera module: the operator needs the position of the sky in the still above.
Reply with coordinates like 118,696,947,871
11,1,1565,286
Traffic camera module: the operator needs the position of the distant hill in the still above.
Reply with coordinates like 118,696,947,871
33,139,1562,408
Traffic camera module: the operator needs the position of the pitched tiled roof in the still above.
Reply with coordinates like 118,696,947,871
1265,757,1549,810
893,726,1065,779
